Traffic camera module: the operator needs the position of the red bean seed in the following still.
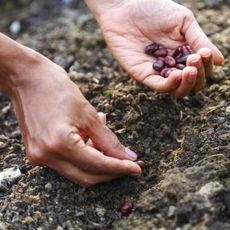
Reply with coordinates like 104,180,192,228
186,45,193,54
181,45,191,56
119,201,133,215
176,55,189,65
176,64,185,70
153,48,168,57
145,43,159,55
152,60,164,71
157,57,165,61
164,56,176,67
160,68,170,78
169,48,180,58
165,68,177,78
136,160,145,169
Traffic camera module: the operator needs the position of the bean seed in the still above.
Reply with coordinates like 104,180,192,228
169,48,180,58
165,68,177,78
153,48,168,57
181,45,191,56
119,201,133,215
160,68,170,78
145,43,159,55
176,64,185,70
157,57,165,61
136,160,145,169
152,60,164,71
164,56,176,67
176,55,189,65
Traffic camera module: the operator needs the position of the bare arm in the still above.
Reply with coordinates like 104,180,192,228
0,33,141,186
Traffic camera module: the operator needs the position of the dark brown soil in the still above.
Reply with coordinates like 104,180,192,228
0,0,229,229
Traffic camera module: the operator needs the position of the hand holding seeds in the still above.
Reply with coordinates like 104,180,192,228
94,0,224,97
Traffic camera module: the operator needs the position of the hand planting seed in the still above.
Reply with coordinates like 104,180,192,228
145,42,193,77
119,201,134,215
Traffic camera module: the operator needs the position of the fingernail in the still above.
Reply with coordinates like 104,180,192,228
125,147,138,160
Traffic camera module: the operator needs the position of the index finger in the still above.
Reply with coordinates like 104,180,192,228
65,134,141,176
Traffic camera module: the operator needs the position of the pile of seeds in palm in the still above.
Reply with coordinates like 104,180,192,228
145,42,193,77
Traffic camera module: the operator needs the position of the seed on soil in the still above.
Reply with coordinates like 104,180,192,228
145,42,159,55
164,56,176,67
153,48,168,57
136,160,145,169
119,201,134,215
153,60,164,71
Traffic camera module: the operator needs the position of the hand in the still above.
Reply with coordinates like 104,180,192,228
4,48,141,187
87,0,224,97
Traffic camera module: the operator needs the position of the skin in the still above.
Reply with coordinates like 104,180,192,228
86,0,224,97
0,0,224,186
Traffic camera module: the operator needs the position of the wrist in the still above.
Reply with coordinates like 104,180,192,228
84,0,124,19
0,33,44,95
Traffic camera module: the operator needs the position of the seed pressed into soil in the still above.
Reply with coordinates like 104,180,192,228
119,201,134,215
145,42,193,78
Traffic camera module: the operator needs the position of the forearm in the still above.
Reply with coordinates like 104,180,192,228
0,33,41,95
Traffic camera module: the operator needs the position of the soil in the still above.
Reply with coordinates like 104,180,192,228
0,0,229,229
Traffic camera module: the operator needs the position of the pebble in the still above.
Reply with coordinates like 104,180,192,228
9,20,21,34
45,182,52,192
0,167,21,192
225,106,230,115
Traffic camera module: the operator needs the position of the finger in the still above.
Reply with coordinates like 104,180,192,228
66,134,141,176
171,66,197,97
187,54,206,92
197,48,213,76
48,159,120,187
85,112,107,148
97,112,107,125
182,12,224,65
142,71,182,93
85,116,138,161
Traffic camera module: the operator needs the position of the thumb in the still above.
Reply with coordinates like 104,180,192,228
182,11,224,65
85,113,138,161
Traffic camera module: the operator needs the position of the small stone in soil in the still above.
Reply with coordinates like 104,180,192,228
119,201,134,215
